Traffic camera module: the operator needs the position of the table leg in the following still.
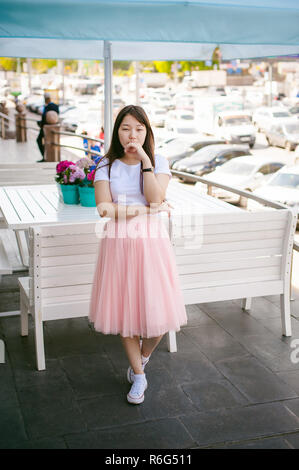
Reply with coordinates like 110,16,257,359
14,230,29,268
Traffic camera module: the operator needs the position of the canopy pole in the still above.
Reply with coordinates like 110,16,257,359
104,40,113,153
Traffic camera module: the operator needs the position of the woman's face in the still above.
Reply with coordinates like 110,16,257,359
118,114,147,153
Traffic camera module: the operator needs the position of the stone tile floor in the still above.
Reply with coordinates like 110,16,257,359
1,272,299,449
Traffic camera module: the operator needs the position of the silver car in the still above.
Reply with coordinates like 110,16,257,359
265,120,299,151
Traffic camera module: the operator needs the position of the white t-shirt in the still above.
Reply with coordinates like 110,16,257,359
94,154,172,206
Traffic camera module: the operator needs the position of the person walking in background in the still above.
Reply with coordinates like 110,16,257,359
36,92,59,162
99,126,105,152
89,105,187,405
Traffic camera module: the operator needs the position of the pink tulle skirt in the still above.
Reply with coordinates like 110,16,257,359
89,213,187,338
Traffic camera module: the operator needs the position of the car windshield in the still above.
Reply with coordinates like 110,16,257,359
223,116,252,126
268,173,299,188
177,128,198,134
284,123,299,134
155,110,166,115
216,161,255,175
272,111,290,118
188,146,220,164
180,115,194,120
162,140,190,154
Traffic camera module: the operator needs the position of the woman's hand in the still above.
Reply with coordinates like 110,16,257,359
150,200,174,218
124,141,149,162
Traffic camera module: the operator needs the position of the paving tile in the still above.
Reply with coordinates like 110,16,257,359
157,349,223,385
0,405,28,449
181,379,249,411
233,296,281,320
209,436,291,449
180,402,299,447
284,432,299,449
78,393,145,431
140,385,197,419
64,418,196,449
20,397,87,440
182,324,249,362
185,304,215,327
237,334,299,372
215,356,298,403
258,316,299,340
45,318,105,358
283,398,299,419
277,371,299,395
200,302,275,338
61,353,128,399
2,437,68,449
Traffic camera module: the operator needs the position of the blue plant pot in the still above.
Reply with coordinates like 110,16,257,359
78,186,96,207
60,184,80,205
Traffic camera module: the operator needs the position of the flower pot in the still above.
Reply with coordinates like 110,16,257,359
60,184,79,205
79,186,96,207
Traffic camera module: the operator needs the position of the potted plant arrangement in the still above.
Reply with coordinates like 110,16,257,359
55,160,86,204
76,157,97,207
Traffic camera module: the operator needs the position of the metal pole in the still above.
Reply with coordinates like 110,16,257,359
269,63,273,107
27,58,32,95
136,61,140,106
62,59,65,105
104,40,113,153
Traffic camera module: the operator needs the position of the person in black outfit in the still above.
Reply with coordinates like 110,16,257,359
36,93,59,162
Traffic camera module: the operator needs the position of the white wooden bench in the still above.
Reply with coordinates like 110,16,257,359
166,208,297,352
18,206,296,370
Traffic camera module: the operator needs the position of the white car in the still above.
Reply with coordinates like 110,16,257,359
150,94,174,110
248,165,299,221
157,135,224,167
197,155,285,204
148,108,168,127
252,106,292,132
165,110,199,134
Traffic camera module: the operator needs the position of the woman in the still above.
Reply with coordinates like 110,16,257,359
89,105,187,405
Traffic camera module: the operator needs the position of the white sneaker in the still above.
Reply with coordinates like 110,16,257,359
127,355,150,384
127,374,148,405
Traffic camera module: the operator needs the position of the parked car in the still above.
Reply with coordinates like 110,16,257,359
248,165,299,223
216,110,256,148
252,106,292,132
150,94,174,110
158,136,225,167
265,119,299,151
197,155,285,204
289,105,299,118
172,144,250,181
148,108,167,127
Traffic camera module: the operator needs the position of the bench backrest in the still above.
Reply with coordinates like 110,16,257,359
28,220,105,320
171,209,296,304
28,208,296,319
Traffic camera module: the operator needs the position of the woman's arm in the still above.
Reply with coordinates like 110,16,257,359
94,180,151,220
141,155,170,205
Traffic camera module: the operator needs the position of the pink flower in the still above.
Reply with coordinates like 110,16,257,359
87,169,95,181
56,160,75,174
76,157,94,169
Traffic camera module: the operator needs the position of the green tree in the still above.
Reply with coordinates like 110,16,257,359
31,59,57,73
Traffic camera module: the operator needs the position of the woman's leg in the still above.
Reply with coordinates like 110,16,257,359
121,335,143,375
141,335,164,358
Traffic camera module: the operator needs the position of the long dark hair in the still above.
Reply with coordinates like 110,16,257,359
94,105,155,194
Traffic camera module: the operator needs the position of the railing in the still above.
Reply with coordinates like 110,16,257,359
1,110,298,253
170,169,299,256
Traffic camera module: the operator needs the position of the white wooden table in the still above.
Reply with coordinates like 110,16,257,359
0,181,241,267
0,184,102,266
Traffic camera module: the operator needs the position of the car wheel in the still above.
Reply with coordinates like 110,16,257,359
285,141,293,151
266,136,271,146
249,142,255,149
